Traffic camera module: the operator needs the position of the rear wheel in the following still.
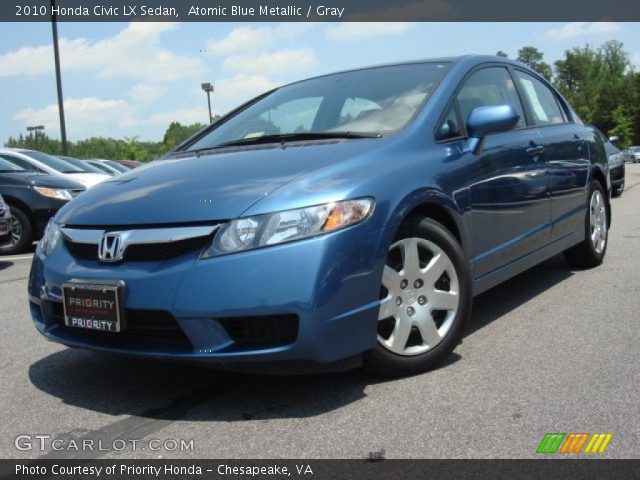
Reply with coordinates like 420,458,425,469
364,217,472,376
0,206,33,255
563,180,608,268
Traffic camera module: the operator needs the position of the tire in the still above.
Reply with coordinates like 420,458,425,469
0,206,34,255
611,180,624,198
563,180,608,268
364,217,472,376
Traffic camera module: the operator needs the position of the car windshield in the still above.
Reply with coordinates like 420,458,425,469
22,150,84,173
185,63,450,152
0,157,28,172
86,161,116,174
58,156,104,174
630,147,640,152
103,160,129,172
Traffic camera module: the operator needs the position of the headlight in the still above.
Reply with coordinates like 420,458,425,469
33,187,73,201
40,220,62,256
201,198,374,258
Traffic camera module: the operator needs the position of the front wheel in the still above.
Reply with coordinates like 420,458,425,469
563,180,608,268
0,206,33,255
364,217,472,376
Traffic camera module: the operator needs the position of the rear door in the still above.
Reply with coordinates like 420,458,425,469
446,66,551,278
512,70,590,242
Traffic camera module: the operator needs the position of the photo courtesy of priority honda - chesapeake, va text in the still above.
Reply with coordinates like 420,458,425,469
28,56,612,376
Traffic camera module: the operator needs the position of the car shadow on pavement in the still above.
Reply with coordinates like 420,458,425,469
27,255,572,423
466,254,573,336
0,261,14,271
28,348,460,422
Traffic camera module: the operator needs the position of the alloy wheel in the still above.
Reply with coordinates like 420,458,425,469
9,215,22,246
589,190,607,254
377,237,460,356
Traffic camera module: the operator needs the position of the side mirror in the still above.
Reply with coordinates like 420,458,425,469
465,104,520,155
609,136,619,143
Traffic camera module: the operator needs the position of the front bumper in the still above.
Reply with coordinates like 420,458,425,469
609,163,625,185
28,221,390,368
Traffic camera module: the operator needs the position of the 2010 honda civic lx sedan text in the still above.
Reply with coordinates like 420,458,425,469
28,56,611,375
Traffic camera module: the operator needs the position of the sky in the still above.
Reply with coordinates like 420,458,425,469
0,21,639,143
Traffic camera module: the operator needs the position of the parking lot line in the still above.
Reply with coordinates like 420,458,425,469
1,254,34,261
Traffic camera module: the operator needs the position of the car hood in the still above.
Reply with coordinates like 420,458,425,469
56,139,383,226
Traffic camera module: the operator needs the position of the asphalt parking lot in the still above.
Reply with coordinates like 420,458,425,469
1,164,639,460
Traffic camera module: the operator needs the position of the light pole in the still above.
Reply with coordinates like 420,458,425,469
51,0,68,155
201,82,214,124
27,125,45,150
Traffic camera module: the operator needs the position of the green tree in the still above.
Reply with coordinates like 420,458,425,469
517,46,552,80
162,121,206,152
553,45,604,123
496,50,508,58
595,40,634,133
609,106,634,148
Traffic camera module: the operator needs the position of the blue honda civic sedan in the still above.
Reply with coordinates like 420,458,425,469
28,56,610,375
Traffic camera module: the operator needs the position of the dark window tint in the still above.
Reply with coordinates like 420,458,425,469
457,67,525,128
58,156,105,174
21,150,84,173
514,71,564,126
0,154,41,172
102,160,129,172
0,156,28,172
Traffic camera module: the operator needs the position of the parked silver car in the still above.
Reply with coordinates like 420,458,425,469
623,146,640,163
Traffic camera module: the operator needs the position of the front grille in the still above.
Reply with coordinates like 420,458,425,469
219,315,299,348
50,302,192,349
64,235,211,262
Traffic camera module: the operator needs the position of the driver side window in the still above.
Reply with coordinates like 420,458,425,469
456,67,524,128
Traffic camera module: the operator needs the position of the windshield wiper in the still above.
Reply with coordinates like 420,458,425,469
186,131,381,155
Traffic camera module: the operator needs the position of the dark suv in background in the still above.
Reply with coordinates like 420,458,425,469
0,156,84,255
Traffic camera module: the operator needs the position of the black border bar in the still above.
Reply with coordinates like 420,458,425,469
2,0,640,22
2,459,640,480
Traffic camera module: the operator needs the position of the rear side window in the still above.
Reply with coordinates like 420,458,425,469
456,67,525,128
514,71,564,126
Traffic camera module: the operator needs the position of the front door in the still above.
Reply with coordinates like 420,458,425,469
455,66,551,277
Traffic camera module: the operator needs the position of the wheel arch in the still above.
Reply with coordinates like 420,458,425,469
386,189,468,255
2,195,34,227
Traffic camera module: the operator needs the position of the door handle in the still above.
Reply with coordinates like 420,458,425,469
527,144,545,159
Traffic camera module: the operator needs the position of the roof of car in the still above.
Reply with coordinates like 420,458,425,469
283,55,528,88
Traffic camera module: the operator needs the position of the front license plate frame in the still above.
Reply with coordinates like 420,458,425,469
62,280,125,333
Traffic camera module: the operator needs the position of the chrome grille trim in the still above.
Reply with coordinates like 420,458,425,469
61,225,219,245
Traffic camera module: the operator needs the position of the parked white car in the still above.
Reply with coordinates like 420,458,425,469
0,148,109,188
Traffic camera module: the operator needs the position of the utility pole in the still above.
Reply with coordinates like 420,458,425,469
51,0,68,155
